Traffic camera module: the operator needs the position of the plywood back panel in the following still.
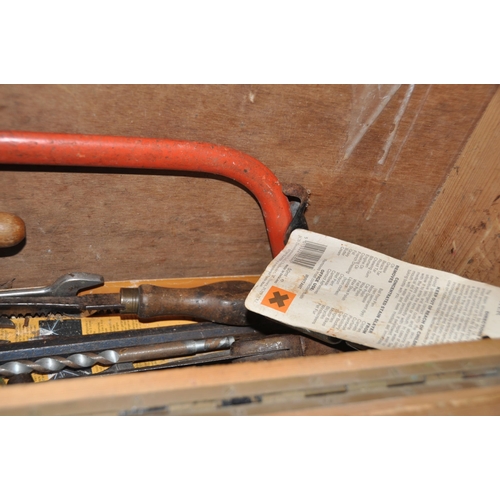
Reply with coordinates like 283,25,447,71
0,85,496,286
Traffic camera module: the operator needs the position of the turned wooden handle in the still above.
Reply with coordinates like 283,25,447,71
121,281,255,326
0,213,26,248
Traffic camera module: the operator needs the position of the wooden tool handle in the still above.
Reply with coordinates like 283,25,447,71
121,281,255,326
0,213,26,248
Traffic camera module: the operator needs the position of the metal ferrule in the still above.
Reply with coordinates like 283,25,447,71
120,288,140,314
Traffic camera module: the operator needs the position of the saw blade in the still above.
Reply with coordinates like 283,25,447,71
0,294,123,319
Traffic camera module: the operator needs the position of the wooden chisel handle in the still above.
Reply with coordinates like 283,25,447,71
120,281,255,326
0,212,26,248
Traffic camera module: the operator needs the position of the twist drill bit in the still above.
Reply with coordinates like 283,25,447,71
0,322,267,363
0,336,235,377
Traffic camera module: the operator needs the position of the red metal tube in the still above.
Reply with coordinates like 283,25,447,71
0,131,293,256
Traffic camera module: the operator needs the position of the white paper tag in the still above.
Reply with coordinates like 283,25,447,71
245,229,500,349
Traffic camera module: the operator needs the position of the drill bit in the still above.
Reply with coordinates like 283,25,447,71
0,336,235,377
0,322,267,363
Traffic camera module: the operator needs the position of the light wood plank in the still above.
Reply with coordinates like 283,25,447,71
273,385,500,416
1,339,500,415
405,88,500,286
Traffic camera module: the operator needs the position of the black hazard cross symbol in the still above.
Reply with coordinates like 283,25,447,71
268,291,290,308
262,286,296,312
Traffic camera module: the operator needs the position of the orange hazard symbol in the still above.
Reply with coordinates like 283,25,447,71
261,286,296,313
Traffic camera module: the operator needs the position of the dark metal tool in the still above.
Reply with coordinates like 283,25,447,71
0,336,236,376
0,321,340,379
0,320,270,384
0,322,268,363
0,272,104,328
0,279,255,326
95,333,341,376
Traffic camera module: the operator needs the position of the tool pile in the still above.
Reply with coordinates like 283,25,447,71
0,274,343,383
0,131,341,385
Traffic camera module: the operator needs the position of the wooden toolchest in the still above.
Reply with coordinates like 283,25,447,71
1,84,499,415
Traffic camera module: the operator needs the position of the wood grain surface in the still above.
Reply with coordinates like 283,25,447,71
2,337,499,415
0,85,496,286
405,88,500,286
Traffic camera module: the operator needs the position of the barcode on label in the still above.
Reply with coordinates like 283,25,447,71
291,241,327,269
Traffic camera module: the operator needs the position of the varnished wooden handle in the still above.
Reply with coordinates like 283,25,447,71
121,281,255,326
0,213,26,248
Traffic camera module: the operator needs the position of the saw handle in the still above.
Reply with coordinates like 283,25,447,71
0,212,26,248
120,281,255,326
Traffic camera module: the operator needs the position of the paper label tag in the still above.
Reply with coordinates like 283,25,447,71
245,229,500,349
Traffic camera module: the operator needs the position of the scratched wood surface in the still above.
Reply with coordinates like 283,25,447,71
0,85,496,286
404,88,500,286
2,337,499,415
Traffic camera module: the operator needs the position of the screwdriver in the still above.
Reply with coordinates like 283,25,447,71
0,280,255,326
